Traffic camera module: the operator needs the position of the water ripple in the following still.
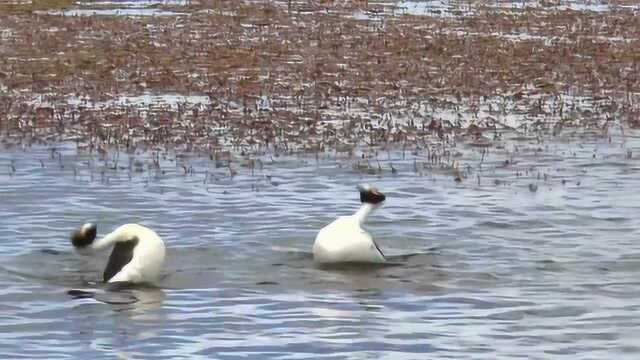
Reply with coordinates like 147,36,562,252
1,137,640,358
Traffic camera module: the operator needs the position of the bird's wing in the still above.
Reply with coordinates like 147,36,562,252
358,225,385,261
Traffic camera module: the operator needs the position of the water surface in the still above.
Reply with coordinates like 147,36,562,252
1,132,640,358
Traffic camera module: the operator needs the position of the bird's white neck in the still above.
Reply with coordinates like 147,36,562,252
86,227,133,252
353,202,377,225
90,231,123,251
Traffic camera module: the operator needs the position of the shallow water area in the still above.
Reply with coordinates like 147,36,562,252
2,130,640,358
352,0,640,19
35,0,189,17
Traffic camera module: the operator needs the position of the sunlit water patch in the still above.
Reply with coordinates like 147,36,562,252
394,0,474,17
80,0,189,6
45,8,187,17
40,0,190,17
1,132,640,358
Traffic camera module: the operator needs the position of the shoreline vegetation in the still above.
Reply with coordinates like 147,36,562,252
1,0,638,162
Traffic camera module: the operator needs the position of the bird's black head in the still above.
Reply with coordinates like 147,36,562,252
358,184,386,205
71,223,97,248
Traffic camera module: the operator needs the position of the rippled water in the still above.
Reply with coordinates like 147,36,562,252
2,131,640,359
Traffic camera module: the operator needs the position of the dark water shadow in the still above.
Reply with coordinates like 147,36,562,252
2,244,453,296
313,252,425,271
0,248,98,286
264,246,451,293
67,282,165,306
0,248,166,307
315,261,406,271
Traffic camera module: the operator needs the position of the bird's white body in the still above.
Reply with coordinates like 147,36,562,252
313,203,386,264
76,223,166,284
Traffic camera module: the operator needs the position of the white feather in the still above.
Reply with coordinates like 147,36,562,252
313,202,385,264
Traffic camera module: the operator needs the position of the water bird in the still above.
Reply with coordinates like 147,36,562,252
70,223,166,285
313,184,387,264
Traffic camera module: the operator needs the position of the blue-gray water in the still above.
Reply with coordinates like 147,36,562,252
1,132,640,359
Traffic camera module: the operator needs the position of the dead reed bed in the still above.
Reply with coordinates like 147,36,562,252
0,0,638,161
